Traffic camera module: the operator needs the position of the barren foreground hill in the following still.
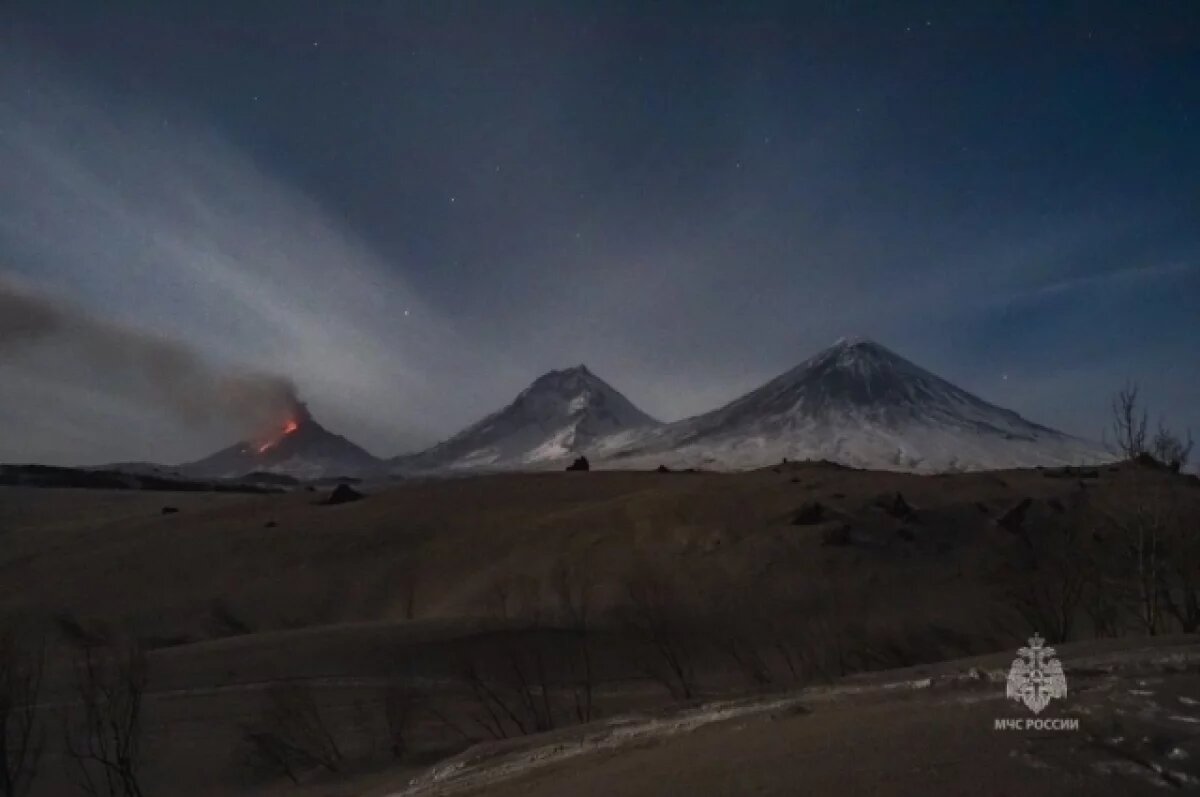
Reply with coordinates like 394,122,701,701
0,460,1196,794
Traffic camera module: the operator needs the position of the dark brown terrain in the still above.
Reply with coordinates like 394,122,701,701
0,459,1197,795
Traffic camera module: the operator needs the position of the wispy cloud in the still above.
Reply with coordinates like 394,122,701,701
0,66,513,463
1006,262,1197,306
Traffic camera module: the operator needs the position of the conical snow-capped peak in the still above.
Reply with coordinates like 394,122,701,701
391,366,659,473
607,338,1106,473
748,336,985,420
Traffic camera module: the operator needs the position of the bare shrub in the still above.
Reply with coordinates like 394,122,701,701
1152,421,1194,473
701,582,781,689
1097,485,1175,636
621,566,699,701
758,586,834,685
709,618,774,688
241,682,343,784
1082,562,1123,640
1159,499,1200,633
64,642,147,797
800,586,861,680
457,655,524,739
1005,513,1092,643
1098,480,1200,635
1107,382,1192,472
1108,381,1148,459
0,632,45,797
458,634,558,739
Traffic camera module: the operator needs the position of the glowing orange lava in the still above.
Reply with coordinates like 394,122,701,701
257,418,301,454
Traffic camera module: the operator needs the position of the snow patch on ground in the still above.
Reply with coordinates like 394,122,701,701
390,695,810,797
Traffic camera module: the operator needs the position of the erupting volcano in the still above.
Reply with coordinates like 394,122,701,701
180,402,382,480
257,418,301,453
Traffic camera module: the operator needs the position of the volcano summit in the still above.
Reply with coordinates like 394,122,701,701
180,404,381,480
391,365,660,473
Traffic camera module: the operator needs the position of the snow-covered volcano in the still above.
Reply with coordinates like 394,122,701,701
391,365,659,473
607,338,1105,472
180,404,381,480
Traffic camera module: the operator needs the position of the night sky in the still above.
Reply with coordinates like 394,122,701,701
1,2,1197,465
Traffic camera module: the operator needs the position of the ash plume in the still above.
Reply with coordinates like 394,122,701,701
0,278,299,436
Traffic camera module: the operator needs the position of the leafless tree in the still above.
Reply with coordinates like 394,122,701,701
457,640,555,739
1005,513,1092,643
458,657,516,740
0,632,45,797
701,585,779,689
1082,563,1123,639
64,642,147,797
1152,420,1194,473
1148,486,1200,633
1161,535,1200,633
241,681,343,784
242,728,304,785
621,567,699,701
1095,484,1176,636
1108,381,1149,459
710,625,774,688
459,558,600,741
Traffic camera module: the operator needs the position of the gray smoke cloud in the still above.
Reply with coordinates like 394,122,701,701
0,277,300,437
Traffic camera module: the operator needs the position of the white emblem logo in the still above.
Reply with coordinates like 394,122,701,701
1006,633,1067,715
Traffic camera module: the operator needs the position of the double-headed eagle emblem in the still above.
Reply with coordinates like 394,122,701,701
1006,633,1067,715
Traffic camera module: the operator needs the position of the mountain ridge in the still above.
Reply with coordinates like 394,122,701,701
149,339,1108,479
391,365,660,473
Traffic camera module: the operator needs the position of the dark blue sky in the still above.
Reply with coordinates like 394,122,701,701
1,1,1197,463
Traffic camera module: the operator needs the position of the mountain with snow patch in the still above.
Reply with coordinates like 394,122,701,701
604,337,1106,473
180,404,381,480
391,365,659,473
